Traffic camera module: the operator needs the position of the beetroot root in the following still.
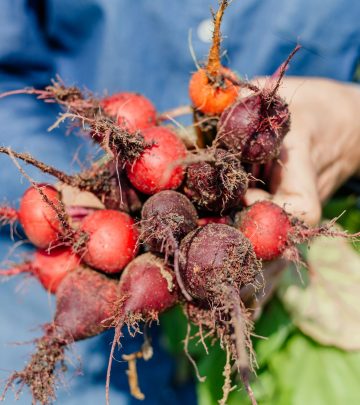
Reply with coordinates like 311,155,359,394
179,223,262,404
106,253,178,404
217,93,290,164
2,267,118,405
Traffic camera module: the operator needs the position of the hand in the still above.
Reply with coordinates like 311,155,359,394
245,77,360,226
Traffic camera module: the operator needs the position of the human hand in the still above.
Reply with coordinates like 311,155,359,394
245,77,360,226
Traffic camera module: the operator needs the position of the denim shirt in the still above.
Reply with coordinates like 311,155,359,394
0,1,359,404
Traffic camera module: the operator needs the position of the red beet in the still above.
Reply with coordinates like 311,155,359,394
236,200,292,261
126,126,187,194
80,210,139,274
18,185,62,249
235,200,359,262
101,92,157,133
2,267,118,404
119,253,178,316
106,253,178,403
184,148,248,212
0,247,80,294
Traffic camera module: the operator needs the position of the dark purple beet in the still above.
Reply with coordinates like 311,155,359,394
141,190,198,254
217,93,290,164
179,223,262,404
179,223,261,301
184,148,248,212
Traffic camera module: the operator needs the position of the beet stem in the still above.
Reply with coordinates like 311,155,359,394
5,149,74,239
157,105,192,122
207,0,229,77
174,248,192,301
0,263,32,277
0,147,75,185
268,44,301,100
220,73,261,93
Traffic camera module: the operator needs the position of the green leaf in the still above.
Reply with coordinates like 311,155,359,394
269,334,360,405
278,233,360,350
254,298,294,367
160,305,188,354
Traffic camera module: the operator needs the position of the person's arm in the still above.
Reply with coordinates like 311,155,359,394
245,77,360,226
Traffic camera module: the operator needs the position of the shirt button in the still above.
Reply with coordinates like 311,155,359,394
197,18,213,43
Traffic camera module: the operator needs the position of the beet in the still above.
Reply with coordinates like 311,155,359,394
106,253,178,403
179,224,261,301
141,190,198,254
184,148,248,212
101,92,157,133
140,190,197,301
18,185,63,249
216,46,301,164
235,200,292,260
179,223,261,405
125,126,187,195
80,209,139,274
0,247,80,294
2,267,118,404
188,1,239,116
217,93,290,164
119,253,178,318
236,200,360,262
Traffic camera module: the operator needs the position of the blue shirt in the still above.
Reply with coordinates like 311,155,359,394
0,1,359,404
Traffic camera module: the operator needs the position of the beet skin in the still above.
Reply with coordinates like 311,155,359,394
3,267,118,405
217,94,290,164
179,223,261,301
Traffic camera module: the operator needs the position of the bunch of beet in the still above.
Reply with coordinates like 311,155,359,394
0,2,355,405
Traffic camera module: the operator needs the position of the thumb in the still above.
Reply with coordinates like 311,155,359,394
245,131,322,226
271,131,321,226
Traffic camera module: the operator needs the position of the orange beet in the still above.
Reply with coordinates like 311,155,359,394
189,68,239,115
